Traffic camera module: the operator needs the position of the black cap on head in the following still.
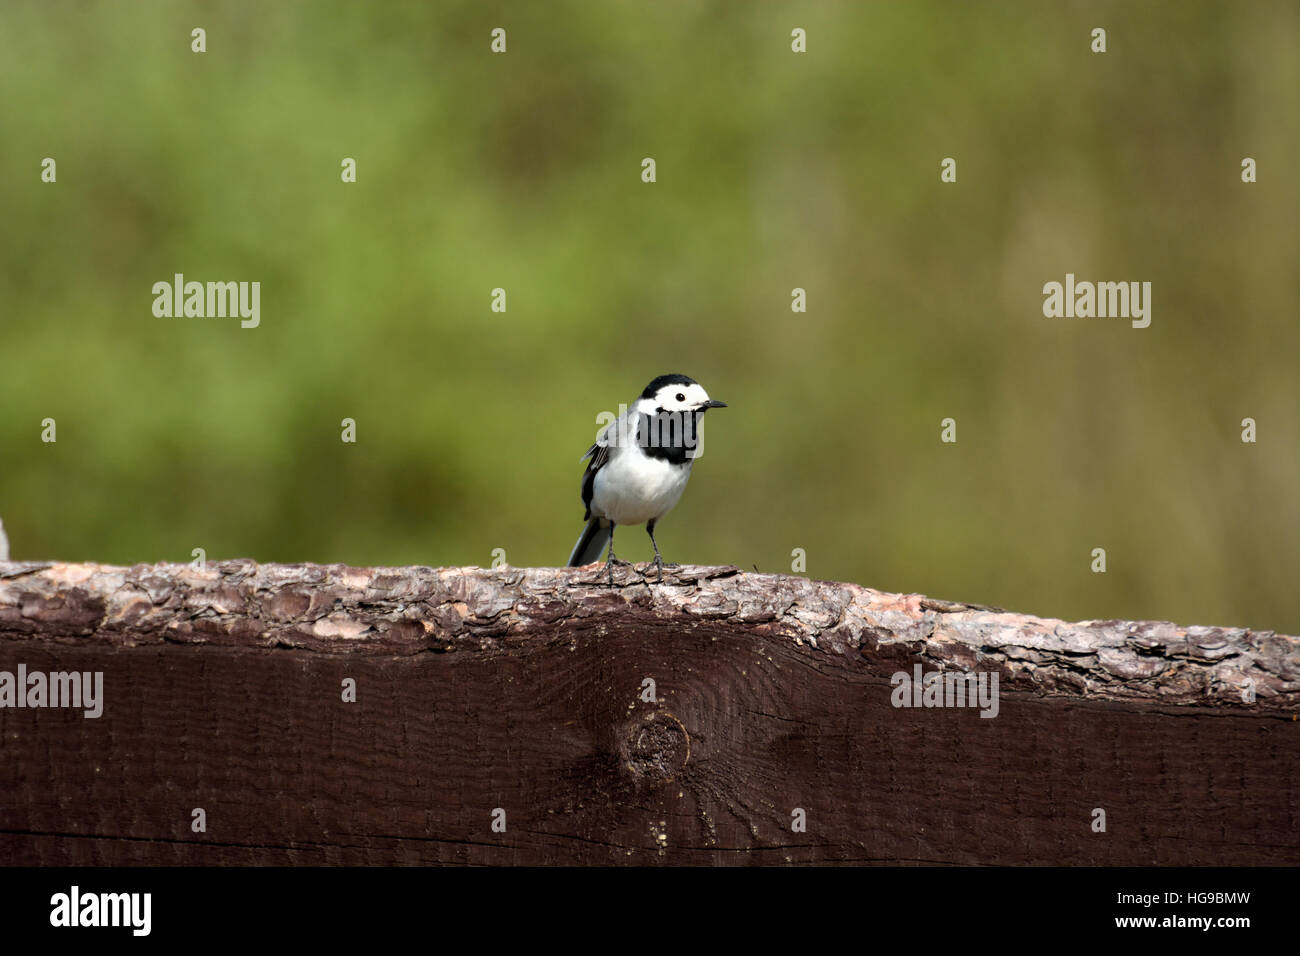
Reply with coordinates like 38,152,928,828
640,373,697,399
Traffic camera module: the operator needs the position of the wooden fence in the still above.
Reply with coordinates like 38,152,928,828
1,560,1295,865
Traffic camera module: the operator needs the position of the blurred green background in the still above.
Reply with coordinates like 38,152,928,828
1,1,1296,631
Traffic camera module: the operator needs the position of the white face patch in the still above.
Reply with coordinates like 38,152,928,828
653,382,712,411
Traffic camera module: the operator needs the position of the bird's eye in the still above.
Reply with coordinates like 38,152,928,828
675,393,685,402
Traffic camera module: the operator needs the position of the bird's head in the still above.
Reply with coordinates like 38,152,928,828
639,374,727,414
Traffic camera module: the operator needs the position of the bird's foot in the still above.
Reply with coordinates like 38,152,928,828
604,554,630,586
645,556,682,583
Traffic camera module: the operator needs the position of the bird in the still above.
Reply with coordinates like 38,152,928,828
0,517,7,561
567,374,727,583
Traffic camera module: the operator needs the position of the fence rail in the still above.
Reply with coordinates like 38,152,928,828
1,560,1295,865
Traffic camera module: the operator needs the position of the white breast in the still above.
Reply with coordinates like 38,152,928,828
591,450,691,527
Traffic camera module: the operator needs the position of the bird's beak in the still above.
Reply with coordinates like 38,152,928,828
703,399,727,409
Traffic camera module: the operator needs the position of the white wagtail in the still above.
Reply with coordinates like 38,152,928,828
567,374,727,583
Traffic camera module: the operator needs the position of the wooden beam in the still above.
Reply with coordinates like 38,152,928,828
1,560,1295,865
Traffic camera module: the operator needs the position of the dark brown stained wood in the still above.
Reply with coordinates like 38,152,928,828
0,560,1296,865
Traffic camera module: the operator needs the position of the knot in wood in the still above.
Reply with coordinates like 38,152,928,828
623,712,690,782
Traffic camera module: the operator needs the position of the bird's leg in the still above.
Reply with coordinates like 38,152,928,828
605,523,618,586
647,519,664,583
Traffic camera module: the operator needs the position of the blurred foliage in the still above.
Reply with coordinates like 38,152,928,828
0,1,1296,631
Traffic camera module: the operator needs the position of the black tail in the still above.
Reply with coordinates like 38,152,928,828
567,518,611,566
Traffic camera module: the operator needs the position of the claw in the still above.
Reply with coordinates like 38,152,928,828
605,552,627,586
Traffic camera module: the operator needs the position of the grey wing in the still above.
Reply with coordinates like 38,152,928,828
579,414,632,520
579,440,608,521
579,438,609,469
